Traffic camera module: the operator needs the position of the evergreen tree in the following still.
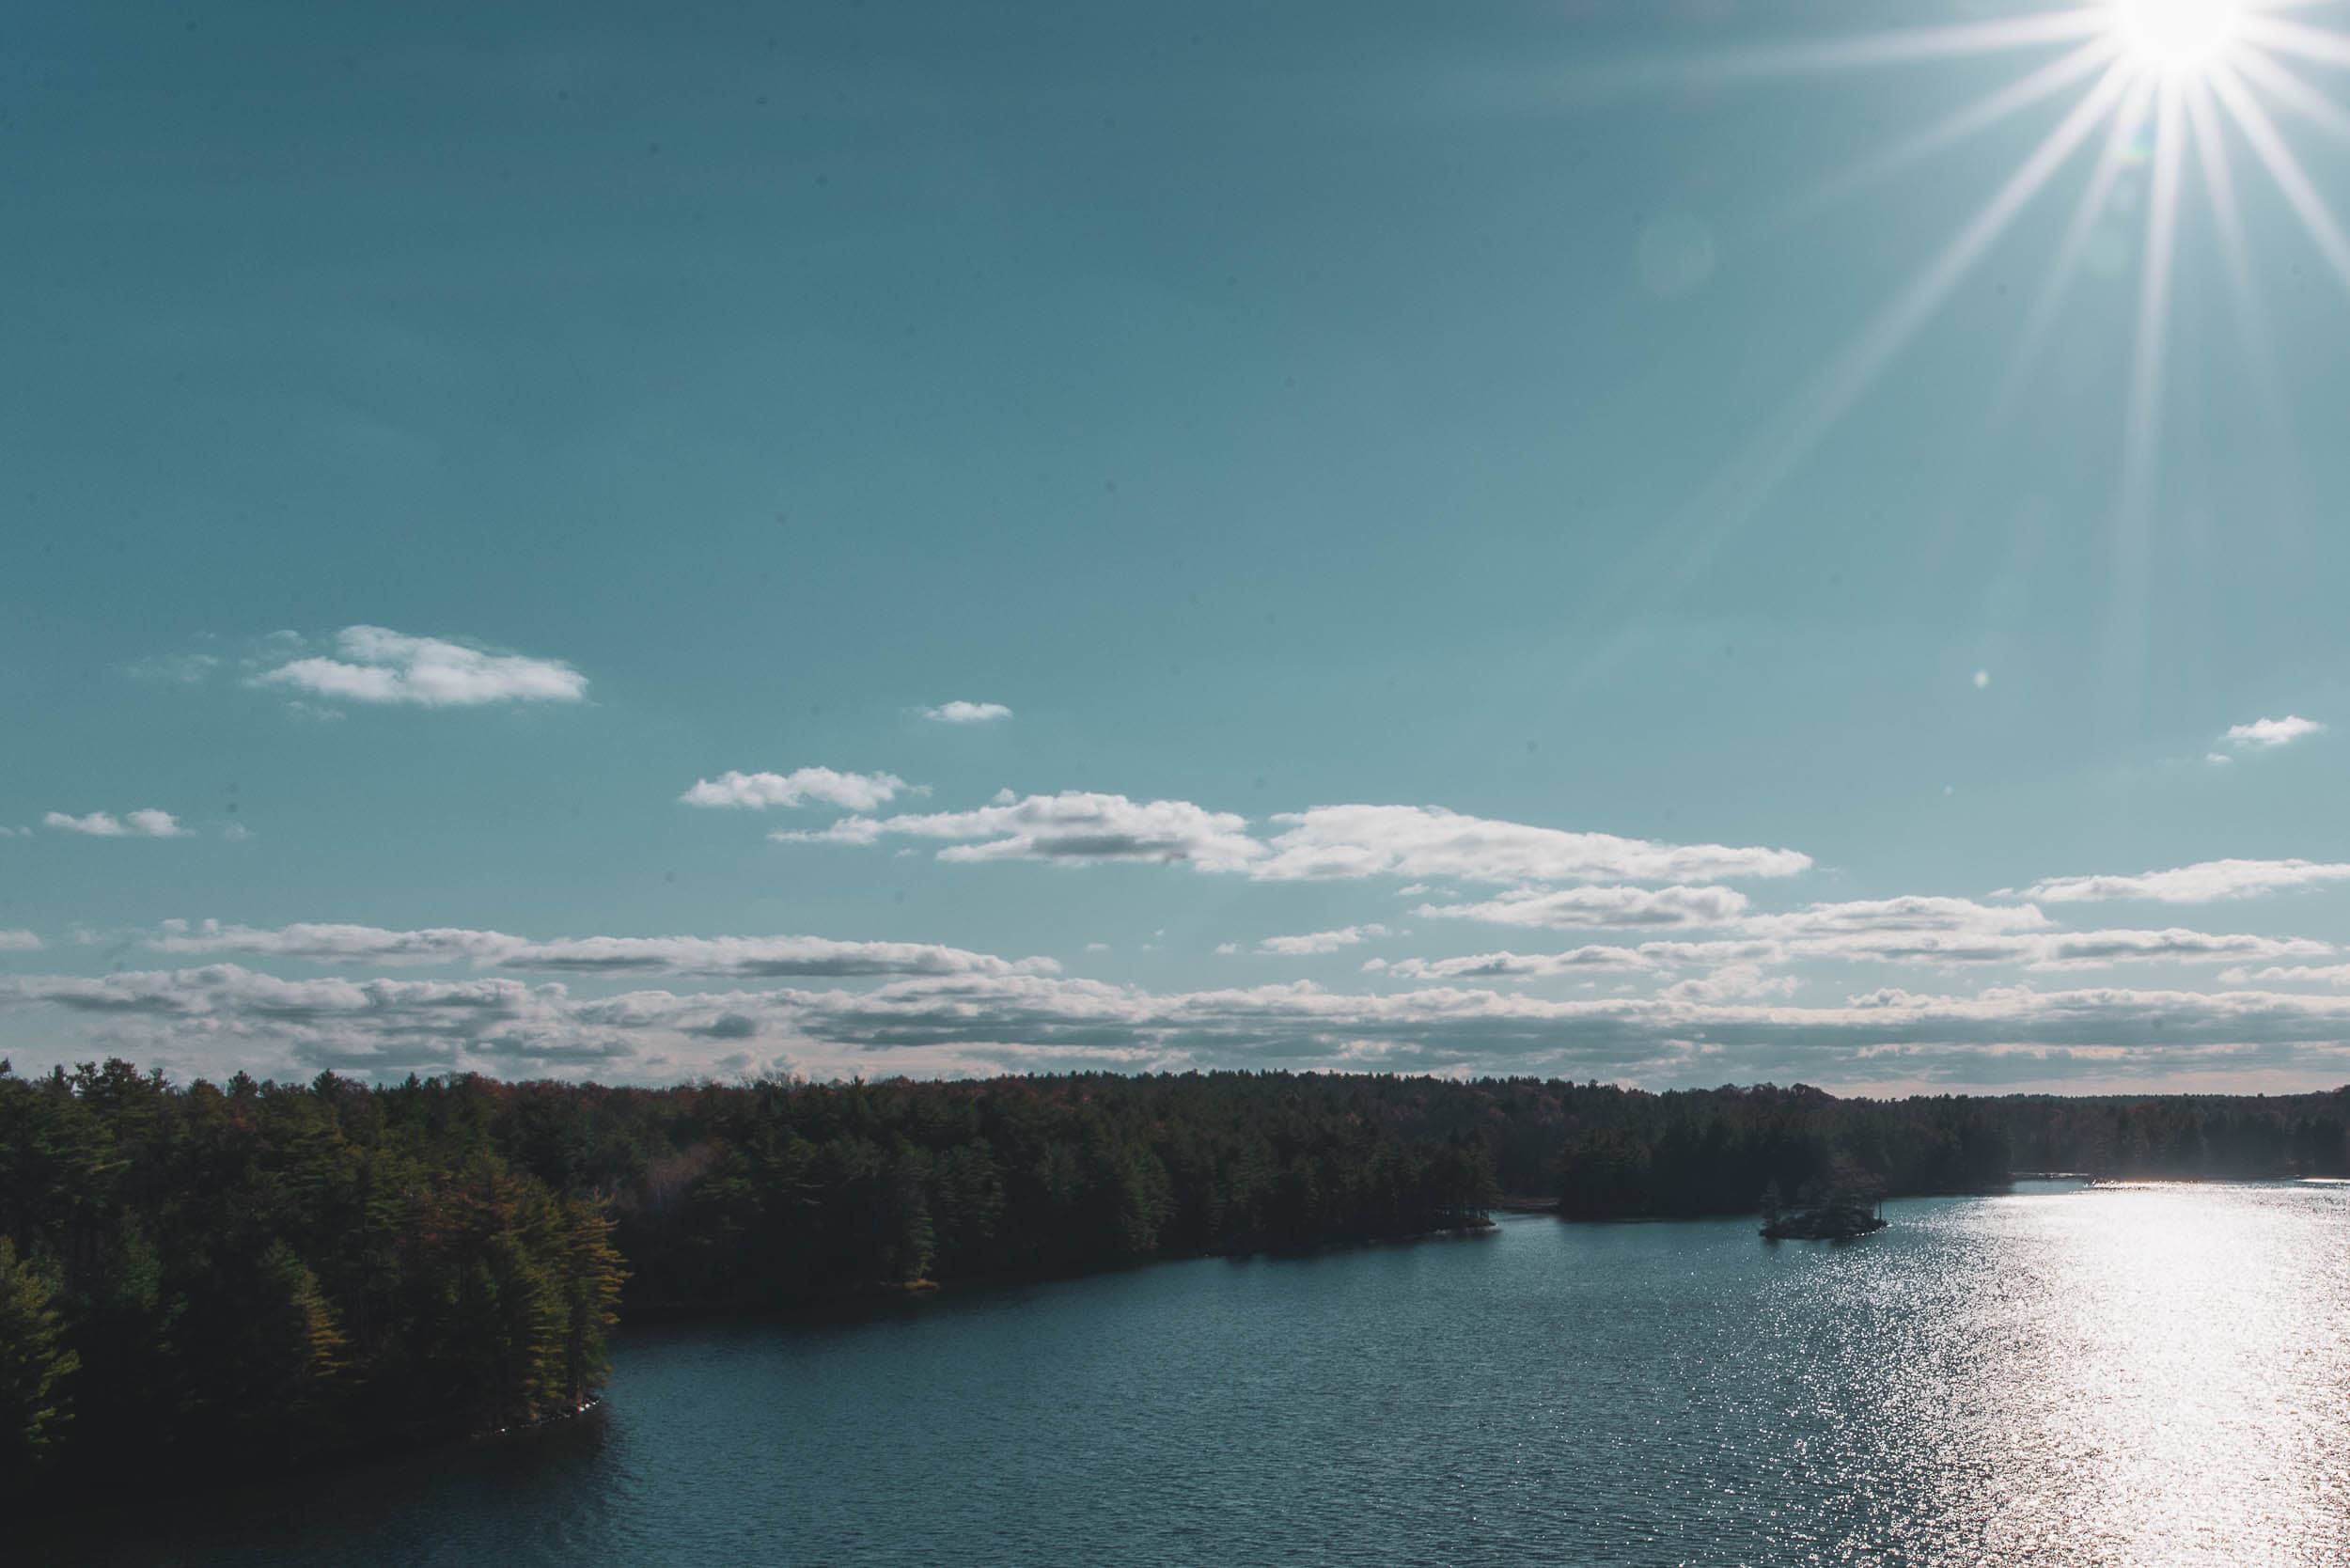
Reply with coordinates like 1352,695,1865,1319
0,1235,80,1477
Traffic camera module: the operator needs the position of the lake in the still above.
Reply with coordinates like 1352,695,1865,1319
48,1181,2350,1566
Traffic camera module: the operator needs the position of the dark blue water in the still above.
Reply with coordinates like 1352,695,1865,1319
44,1183,2350,1565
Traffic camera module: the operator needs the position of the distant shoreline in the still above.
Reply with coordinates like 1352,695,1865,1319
619,1215,1501,1325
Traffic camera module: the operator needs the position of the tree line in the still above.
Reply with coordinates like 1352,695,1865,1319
6,1058,2347,1499
0,1059,1500,1498
1545,1081,2350,1218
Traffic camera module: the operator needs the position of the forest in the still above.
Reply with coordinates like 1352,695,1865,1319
4,1057,2347,1501
1542,1081,2350,1217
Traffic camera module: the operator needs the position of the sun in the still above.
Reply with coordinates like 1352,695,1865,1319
2112,0,2246,72
1606,0,2350,631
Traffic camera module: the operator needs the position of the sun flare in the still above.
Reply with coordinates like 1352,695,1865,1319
2113,0,2245,71
1620,0,2350,644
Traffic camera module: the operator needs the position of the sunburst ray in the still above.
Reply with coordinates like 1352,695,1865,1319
1788,36,2123,224
2238,11,2350,67
2210,61,2350,294
1999,73,2163,404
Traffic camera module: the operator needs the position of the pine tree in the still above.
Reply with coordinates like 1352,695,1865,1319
0,1236,81,1476
556,1199,625,1407
260,1241,347,1408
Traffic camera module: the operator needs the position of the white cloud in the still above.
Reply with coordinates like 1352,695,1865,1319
789,817,888,846
1250,804,1810,885
1377,944,1677,980
2015,858,2350,904
1256,924,1392,956
1374,910,2324,981
150,920,512,965
252,626,587,708
923,700,1012,724
143,920,1057,979
778,791,1264,870
680,767,912,811
17,964,2350,1090
770,791,1812,891
0,931,40,951
43,809,190,839
1769,915,2319,971
2017,929,2329,970
2226,714,2323,749
1736,897,2052,940
2226,964,2350,986
1496,898,2048,967
505,935,1058,979
1418,885,1750,930
1658,964,1798,1003
1367,895,2068,963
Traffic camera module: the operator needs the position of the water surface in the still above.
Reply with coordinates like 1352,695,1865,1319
57,1182,2350,1566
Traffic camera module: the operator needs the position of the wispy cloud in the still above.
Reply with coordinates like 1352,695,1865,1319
778,790,1264,870
2013,929,2330,970
1249,804,1810,884
2016,858,2350,904
15,964,2350,1091
1417,885,1750,930
1657,964,1796,1003
1372,901,2325,979
2224,964,2350,987
1736,896,2051,940
252,626,587,708
922,700,1012,724
1371,945,1676,980
1254,924,1392,956
2225,714,2322,749
679,768,912,811
0,931,41,951
776,791,1811,889
43,809,190,839
123,651,222,685
145,919,1057,979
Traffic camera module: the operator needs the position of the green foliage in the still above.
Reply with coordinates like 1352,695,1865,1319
0,1059,624,1492
0,1235,80,1480
581,1073,1506,1310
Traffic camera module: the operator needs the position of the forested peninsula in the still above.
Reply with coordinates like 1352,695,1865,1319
5,1058,2347,1501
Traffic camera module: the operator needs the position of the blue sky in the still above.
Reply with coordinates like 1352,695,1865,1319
9,0,2350,1091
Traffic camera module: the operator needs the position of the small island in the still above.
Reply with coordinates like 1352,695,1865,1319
1760,1202,1888,1240
1758,1170,1888,1240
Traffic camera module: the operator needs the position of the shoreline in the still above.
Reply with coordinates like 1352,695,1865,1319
619,1214,1501,1326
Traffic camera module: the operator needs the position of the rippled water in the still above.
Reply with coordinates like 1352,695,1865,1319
52,1182,2350,1566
